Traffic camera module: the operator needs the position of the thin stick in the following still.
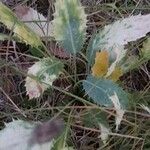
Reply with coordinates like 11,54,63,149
72,124,144,141
0,87,26,117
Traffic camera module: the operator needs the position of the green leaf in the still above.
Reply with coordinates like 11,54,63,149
0,32,41,57
83,109,109,128
0,33,11,41
52,133,65,150
29,46,46,58
83,75,128,108
53,0,87,54
83,109,110,143
0,2,44,51
87,33,102,65
52,124,73,150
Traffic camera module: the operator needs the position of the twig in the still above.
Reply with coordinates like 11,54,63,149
0,87,26,117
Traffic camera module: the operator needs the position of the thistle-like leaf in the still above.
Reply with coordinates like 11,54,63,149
83,75,128,108
87,14,150,65
0,120,36,150
25,58,64,99
0,2,44,48
15,5,53,37
0,119,64,150
53,0,87,54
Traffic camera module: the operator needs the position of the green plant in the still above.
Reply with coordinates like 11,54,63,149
0,0,150,149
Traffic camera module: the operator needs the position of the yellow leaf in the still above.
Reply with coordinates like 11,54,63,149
109,67,122,82
92,51,109,77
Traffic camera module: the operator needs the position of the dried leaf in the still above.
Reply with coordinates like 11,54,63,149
102,14,150,48
99,123,110,144
87,14,150,65
92,51,109,77
91,50,123,81
108,67,123,82
25,58,63,99
49,42,70,59
15,5,53,37
109,92,125,131
0,2,44,48
0,119,64,150
140,104,150,114
106,45,126,77
25,76,55,99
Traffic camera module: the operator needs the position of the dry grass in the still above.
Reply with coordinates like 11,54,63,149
0,0,150,149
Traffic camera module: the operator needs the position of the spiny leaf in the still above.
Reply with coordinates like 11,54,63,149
53,0,87,54
0,120,35,150
0,119,65,150
15,5,53,37
83,75,128,108
0,2,44,48
87,14,150,65
25,58,64,99
92,51,109,77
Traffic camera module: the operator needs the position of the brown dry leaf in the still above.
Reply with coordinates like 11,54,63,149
92,51,109,77
15,5,29,19
49,42,70,59
109,67,123,82
14,5,53,37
